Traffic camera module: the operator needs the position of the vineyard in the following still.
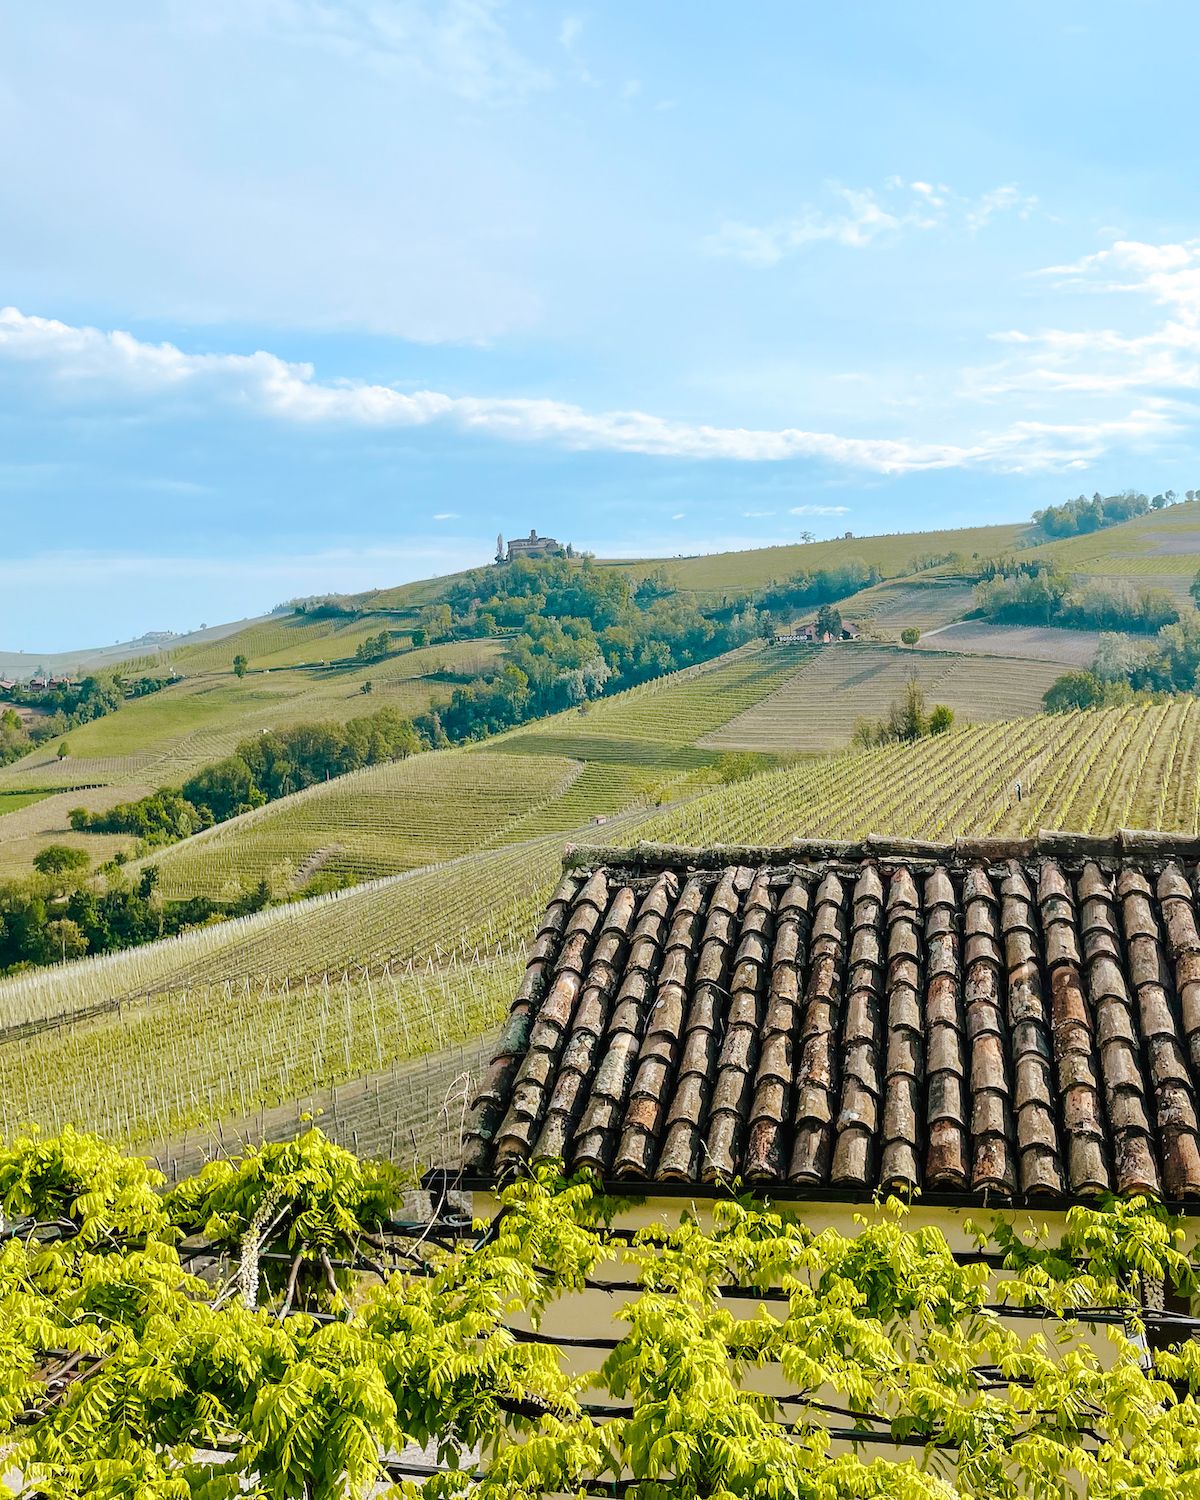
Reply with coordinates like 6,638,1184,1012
700,643,1063,752
837,576,977,633
611,519,1028,594
150,748,584,898
5,698,1200,1154
138,645,798,898
0,950,522,1152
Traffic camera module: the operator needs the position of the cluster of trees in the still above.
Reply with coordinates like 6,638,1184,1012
852,677,954,748
1031,488,1159,539
974,567,1179,633
0,672,169,767
70,706,421,844
352,630,395,663
1044,608,1200,712
757,558,881,614
0,858,269,975
406,556,767,743
2,1126,1200,1498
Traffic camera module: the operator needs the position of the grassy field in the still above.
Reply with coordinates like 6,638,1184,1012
699,643,1062,752
1031,498,1200,599
0,634,506,878
606,521,1028,595
3,694,1200,1152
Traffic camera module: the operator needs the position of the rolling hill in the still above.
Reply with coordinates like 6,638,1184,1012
6,500,1200,1170
0,693,1197,1162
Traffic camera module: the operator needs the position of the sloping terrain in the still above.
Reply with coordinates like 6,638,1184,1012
699,643,1062,752
1032,498,1200,601
915,622,1104,664
3,696,1200,1156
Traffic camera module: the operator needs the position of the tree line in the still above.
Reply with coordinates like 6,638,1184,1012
973,565,1179,633
69,706,421,844
0,857,270,975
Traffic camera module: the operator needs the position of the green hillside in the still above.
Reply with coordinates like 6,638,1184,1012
1032,497,1200,600
1,694,1197,1154
137,635,1071,900
0,636,503,875
599,520,1028,594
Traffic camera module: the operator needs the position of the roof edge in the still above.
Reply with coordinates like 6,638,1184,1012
563,828,1200,873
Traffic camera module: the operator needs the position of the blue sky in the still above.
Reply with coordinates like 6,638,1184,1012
4,1,1200,648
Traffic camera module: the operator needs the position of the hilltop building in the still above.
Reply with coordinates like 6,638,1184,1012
499,529,566,562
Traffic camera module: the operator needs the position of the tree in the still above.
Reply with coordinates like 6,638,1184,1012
890,674,928,741
56,740,69,760
900,627,920,646
1044,670,1110,713
44,916,88,960
232,654,248,678
927,702,954,734
815,602,842,640
360,679,373,694
32,844,90,880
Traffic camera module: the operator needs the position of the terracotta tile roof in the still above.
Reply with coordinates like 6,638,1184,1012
460,832,1200,1205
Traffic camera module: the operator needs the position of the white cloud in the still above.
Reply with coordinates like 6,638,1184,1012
742,509,776,518
966,239,1200,401
0,306,1178,477
789,504,850,516
559,14,583,50
671,512,685,520
706,179,1038,267
432,511,459,520
966,184,1038,233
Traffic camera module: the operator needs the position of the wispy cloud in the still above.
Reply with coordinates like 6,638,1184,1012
705,179,1038,267
0,306,1175,476
184,0,550,101
432,510,459,520
789,504,850,516
966,239,1200,401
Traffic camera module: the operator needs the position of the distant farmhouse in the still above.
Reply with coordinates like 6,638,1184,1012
773,619,860,646
496,529,568,563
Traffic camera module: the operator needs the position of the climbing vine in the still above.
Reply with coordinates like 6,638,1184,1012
0,1125,1198,1497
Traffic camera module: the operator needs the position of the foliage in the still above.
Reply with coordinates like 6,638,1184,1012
410,556,766,745
1031,487,1153,539
69,706,422,841
1043,671,1134,714
899,627,920,646
31,846,89,880
232,653,248,678
756,558,881,617
3,1128,1200,1498
852,677,954,747
815,602,843,639
0,861,271,976
353,631,394,664
974,566,1179,633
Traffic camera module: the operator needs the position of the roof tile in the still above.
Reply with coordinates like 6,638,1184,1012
462,835,1200,1204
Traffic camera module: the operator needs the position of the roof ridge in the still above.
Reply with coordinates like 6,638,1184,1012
563,829,1200,873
